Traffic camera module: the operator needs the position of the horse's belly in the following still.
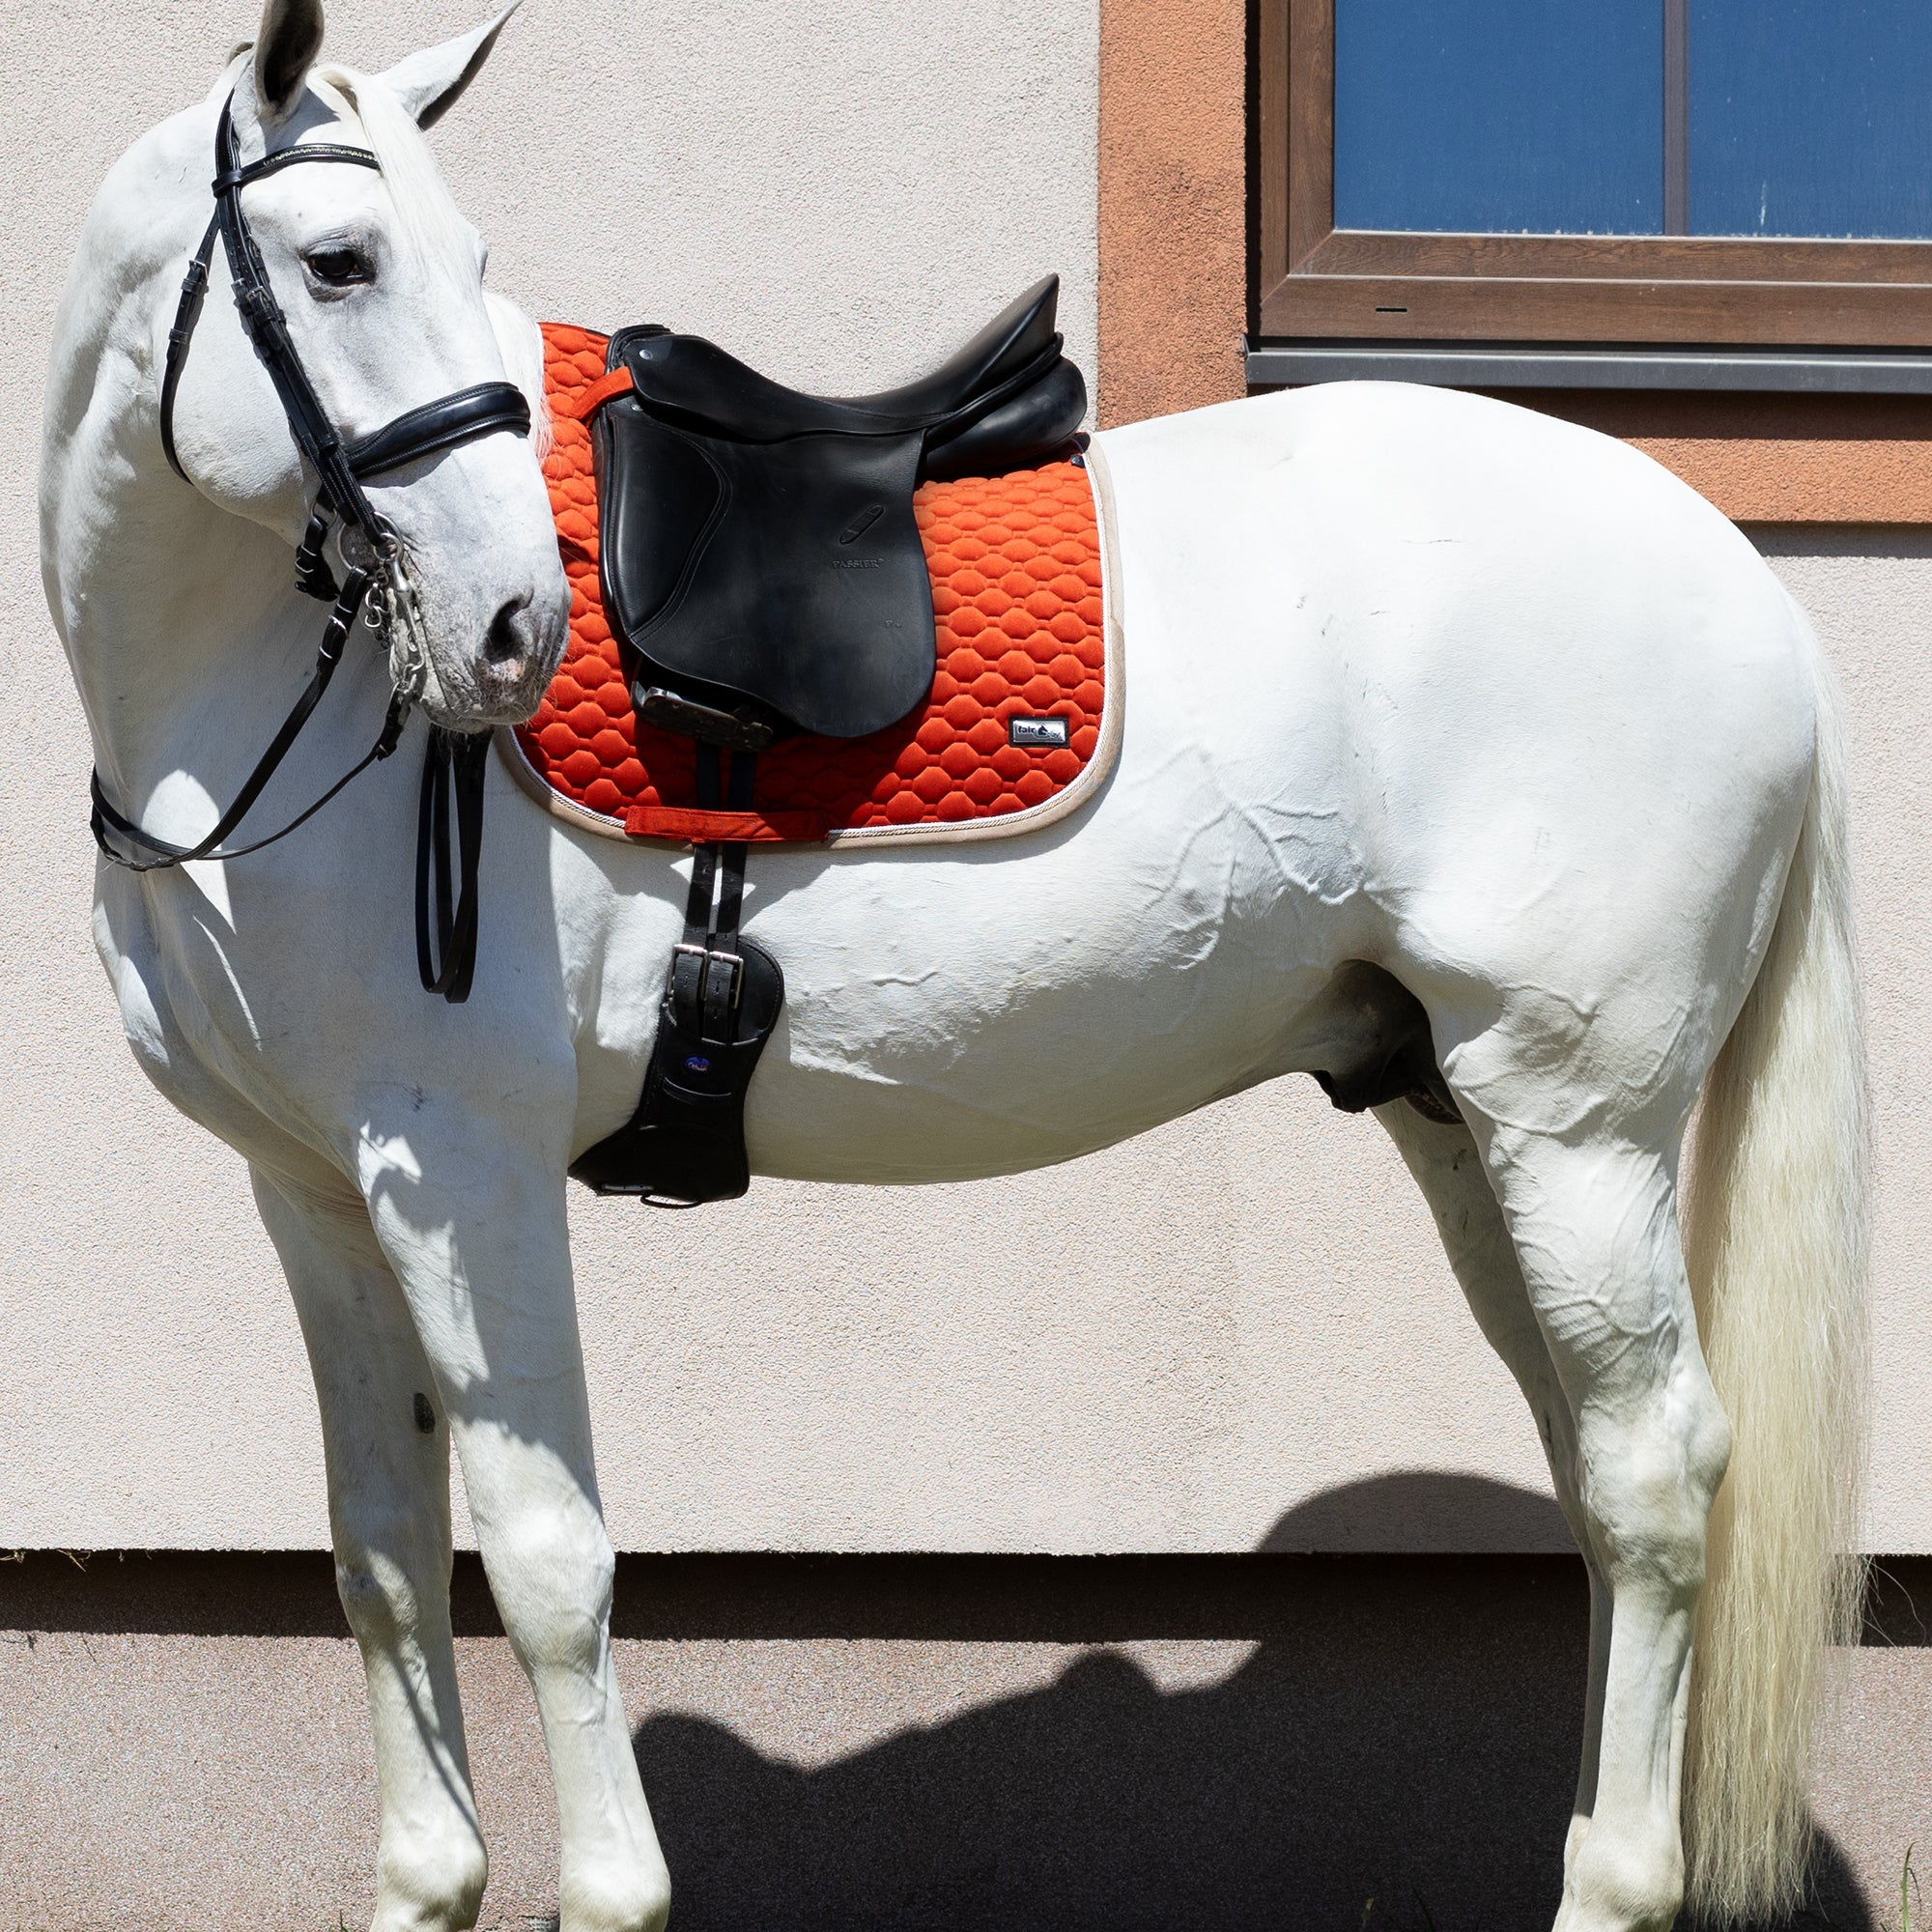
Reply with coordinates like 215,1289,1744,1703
735,800,1332,1184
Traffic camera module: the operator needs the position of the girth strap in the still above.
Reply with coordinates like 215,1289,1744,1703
669,745,757,1041
568,746,784,1206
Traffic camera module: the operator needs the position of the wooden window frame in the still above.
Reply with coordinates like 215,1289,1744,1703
1258,0,1932,347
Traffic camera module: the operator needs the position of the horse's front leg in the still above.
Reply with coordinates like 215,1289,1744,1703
252,1164,487,1931
359,1100,669,1932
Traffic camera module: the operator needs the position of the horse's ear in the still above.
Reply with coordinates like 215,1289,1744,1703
377,1,521,130
253,0,325,124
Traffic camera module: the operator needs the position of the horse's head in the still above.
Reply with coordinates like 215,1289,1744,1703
161,0,566,728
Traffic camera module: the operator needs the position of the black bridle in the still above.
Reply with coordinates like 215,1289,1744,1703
92,92,532,1002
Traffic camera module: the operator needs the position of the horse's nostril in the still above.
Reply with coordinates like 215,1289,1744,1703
485,594,530,668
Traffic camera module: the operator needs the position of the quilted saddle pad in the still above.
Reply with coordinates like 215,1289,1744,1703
502,323,1122,847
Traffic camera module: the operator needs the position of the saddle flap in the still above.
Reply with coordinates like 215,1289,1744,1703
594,396,937,740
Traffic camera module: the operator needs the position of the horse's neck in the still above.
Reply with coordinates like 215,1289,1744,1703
50,379,326,809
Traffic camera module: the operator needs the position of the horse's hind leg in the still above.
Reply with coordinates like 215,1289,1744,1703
1374,1102,1613,1895
1438,1096,1728,1932
251,1164,486,1932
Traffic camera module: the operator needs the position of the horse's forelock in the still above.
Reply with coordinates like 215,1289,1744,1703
306,66,478,290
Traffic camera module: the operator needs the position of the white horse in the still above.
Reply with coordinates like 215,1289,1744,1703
42,4,1867,1929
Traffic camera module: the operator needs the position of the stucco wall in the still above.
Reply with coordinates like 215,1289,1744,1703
5,5,1930,1558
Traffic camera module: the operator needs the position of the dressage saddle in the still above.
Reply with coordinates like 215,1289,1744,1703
590,274,1087,748
571,276,1089,1208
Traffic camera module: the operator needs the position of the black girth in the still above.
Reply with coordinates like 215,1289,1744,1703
568,746,785,1207
93,91,531,1002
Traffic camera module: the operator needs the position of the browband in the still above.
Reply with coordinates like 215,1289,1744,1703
216,141,384,189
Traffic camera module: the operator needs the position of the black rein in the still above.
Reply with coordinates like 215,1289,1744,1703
94,90,532,1003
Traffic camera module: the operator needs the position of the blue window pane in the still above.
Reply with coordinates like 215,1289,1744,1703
1690,1,1932,237
1334,0,1662,234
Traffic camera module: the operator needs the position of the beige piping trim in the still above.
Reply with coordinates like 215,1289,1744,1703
497,441,1125,851
497,724,637,839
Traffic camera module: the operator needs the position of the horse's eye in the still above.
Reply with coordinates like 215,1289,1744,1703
302,245,371,289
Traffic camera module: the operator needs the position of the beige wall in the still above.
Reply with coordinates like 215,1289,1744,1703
5,6,1930,1558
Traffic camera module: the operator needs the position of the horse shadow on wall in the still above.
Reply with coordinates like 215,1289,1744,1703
624,1473,1874,1932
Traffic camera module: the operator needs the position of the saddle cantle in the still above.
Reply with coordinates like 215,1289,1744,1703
588,276,1087,745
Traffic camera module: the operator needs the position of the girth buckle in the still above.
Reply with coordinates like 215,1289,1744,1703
668,941,743,1040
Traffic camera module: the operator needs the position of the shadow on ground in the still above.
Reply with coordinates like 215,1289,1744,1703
628,1473,1873,1932
0,1480,1875,1931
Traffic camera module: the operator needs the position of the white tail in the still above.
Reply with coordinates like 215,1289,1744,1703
1682,639,1870,1922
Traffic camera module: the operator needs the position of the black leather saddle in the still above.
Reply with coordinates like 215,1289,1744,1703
590,274,1087,749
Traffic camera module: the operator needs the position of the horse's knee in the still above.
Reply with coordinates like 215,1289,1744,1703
374,1831,488,1932
481,1503,615,1676
564,1863,671,1932
334,1530,438,1654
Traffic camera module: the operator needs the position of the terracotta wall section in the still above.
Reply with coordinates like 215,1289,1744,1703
1097,0,1248,426
1504,391,1932,525
1628,436,1932,525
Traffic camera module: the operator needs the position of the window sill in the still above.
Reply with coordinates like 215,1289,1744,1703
1243,340,1932,522
1244,339,1932,393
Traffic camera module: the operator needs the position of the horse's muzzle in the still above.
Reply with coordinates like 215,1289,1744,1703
428,584,566,727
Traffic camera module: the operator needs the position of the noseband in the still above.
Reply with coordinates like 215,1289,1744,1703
91,92,532,1002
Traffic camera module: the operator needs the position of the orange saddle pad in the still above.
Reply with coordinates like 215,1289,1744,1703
506,323,1114,847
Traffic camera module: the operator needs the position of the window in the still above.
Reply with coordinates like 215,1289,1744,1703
1258,0,1932,347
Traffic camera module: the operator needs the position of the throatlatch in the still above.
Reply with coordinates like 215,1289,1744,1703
571,747,783,1206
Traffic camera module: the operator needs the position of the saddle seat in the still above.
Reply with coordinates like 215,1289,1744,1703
585,275,1088,746
614,272,1076,442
